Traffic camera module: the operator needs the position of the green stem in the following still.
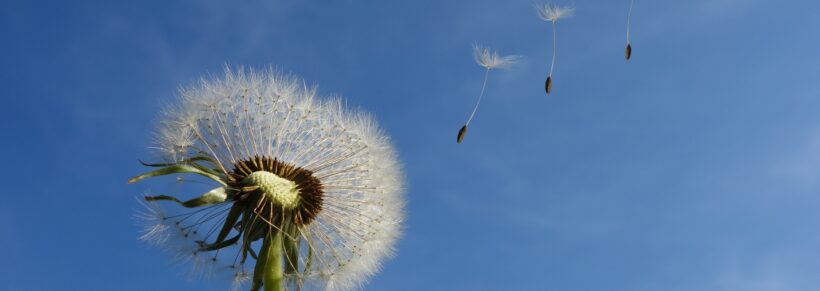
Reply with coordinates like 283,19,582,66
263,230,284,291
284,222,300,276
250,231,267,291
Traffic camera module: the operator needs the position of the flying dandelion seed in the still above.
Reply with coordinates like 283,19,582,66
130,67,405,291
536,3,575,95
625,0,634,60
457,45,519,144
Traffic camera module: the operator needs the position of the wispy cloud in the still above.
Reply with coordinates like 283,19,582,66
770,126,820,187
716,248,820,291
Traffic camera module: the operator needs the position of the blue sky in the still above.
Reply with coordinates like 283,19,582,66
3,0,820,290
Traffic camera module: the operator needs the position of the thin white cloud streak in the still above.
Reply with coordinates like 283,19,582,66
770,126,820,187
716,248,820,291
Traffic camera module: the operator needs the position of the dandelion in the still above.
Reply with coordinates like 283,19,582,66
536,3,575,95
457,45,519,144
625,0,635,60
130,67,405,291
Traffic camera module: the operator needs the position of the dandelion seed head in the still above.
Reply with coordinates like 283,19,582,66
472,44,520,70
536,3,575,22
136,66,405,290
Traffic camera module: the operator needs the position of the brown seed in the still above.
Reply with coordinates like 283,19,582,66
457,125,468,144
545,76,552,95
625,43,632,60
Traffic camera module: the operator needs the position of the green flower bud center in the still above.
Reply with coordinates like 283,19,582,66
243,171,300,209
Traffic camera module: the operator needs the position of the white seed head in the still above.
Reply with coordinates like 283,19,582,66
144,66,405,290
536,3,575,22
472,44,520,70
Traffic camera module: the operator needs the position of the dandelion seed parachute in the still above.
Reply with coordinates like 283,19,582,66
457,45,519,144
132,67,404,291
536,3,575,95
